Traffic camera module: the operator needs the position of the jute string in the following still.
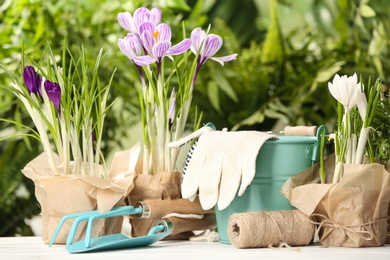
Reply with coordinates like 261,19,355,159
310,213,389,247
227,210,315,249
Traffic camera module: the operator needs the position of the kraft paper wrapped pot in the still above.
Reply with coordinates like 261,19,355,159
215,126,326,244
281,155,390,247
21,150,136,244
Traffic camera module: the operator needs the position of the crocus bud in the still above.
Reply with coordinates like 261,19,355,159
23,66,41,95
44,80,61,112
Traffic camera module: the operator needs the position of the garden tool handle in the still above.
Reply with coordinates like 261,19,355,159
155,219,174,234
135,197,215,219
159,213,216,236
284,125,318,136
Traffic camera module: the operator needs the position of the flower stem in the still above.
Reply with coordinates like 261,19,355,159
156,62,166,173
354,127,371,164
319,130,325,184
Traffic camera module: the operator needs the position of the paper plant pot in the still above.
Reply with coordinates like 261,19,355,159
387,204,390,244
384,161,390,244
125,171,182,238
281,155,390,247
21,151,135,244
125,170,217,239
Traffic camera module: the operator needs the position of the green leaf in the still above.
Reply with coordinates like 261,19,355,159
207,81,221,113
359,4,376,18
372,56,384,79
163,0,190,11
314,61,346,83
33,15,45,44
213,69,238,102
264,108,289,121
232,110,265,131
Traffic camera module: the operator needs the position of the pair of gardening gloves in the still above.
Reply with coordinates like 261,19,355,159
169,124,277,210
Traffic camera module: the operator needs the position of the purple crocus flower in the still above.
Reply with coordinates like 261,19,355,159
23,66,42,95
118,33,144,62
190,27,237,67
118,32,153,85
44,80,61,112
133,22,191,66
189,27,237,91
118,7,162,35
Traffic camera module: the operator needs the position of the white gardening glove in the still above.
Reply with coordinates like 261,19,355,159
181,130,277,210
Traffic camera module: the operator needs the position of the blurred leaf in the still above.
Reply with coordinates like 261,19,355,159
165,0,190,11
232,110,265,131
207,81,220,113
213,69,238,103
314,61,346,83
359,4,376,17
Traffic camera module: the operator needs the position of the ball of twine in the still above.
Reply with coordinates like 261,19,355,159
227,210,315,248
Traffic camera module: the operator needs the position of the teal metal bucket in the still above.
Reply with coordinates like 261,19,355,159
215,126,326,244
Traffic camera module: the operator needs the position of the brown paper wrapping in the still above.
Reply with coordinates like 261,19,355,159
387,204,390,244
138,197,215,219
281,154,390,247
126,171,182,237
384,161,390,244
126,171,216,239
21,150,136,244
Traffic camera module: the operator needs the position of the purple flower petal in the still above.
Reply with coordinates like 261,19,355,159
150,8,162,25
134,8,152,28
118,7,162,36
140,26,156,54
23,66,41,95
132,55,158,66
203,34,223,59
190,28,206,54
190,28,237,68
117,12,136,33
139,22,155,36
118,33,143,61
156,24,171,42
210,54,238,66
153,41,171,60
134,7,162,33
166,39,191,56
44,80,61,111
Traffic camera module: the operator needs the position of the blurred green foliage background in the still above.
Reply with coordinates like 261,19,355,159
1,0,390,236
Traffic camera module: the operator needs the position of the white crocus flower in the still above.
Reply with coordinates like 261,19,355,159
354,82,369,164
355,83,368,122
328,73,360,112
328,73,383,182
328,73,362,183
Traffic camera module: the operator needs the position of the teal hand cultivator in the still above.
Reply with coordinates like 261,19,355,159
49,198,216,253
49,205,173,253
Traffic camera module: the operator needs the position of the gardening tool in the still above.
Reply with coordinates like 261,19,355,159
49,205,172,253
69,219,171,253
49,197,215,253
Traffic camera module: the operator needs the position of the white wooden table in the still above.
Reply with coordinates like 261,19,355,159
0,236,389,260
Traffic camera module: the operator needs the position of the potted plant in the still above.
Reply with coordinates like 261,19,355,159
116,6,237,237
282,73,390,247
0,43,135,244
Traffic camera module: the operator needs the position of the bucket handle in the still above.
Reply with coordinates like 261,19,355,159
307,125,328,165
